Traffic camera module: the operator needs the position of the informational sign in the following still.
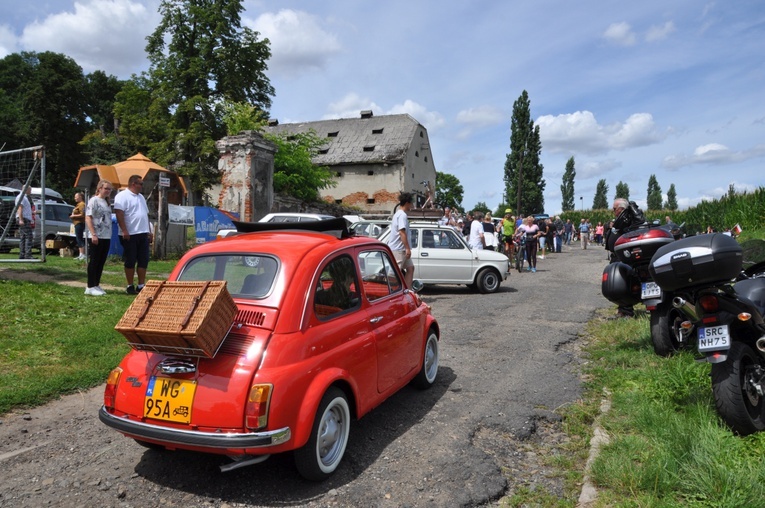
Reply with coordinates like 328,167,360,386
159,175,170,187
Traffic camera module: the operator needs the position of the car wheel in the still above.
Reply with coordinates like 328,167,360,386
294,387,350,481
412,329,439,389
242,256,260,268
476,268,501,293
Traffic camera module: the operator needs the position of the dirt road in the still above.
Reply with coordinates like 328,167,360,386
0,245,611,507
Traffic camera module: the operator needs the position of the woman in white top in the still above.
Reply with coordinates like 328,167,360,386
84,180,114,295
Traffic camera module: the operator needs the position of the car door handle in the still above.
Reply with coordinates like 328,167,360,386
370,316,383,324
421,252,429,257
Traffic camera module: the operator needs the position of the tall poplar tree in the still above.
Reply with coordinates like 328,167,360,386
592,179,609,209
503,90,545,216
560,156,575,211
647,174,663,210
615,181,630,201
664,184,678,210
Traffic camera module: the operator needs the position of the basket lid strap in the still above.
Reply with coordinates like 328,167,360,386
132,281,165,327
180,281,212,329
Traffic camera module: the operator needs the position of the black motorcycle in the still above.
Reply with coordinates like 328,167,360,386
602,219,690,356
649,233,765,435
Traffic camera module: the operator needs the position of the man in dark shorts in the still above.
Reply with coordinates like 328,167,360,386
113,175,153,294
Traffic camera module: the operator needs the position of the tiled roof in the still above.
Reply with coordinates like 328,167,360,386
264,114,421,165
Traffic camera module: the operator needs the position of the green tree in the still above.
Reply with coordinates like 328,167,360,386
592,179,609,209
266,130,335,202
615,181,630,201
560,156,576,211
121,0,274,198
647,174,663,210
0,51,90,191
435,171,464,210
504,90,545,216
472,201,490,214
78,71,132,164
664,184,678,210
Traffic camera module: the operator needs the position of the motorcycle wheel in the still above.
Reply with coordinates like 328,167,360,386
650,302,691,356
711,341,765,435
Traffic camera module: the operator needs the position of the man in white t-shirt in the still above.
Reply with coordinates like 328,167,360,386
468,210,485,250
387,192,414,287
113,175,153,295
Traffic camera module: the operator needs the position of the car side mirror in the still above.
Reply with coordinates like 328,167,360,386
411,279,424,292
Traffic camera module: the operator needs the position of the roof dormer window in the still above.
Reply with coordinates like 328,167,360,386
328,131,339,137
363,145,375,152
372,128,383,134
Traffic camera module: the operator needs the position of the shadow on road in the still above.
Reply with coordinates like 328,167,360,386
132,366,457,506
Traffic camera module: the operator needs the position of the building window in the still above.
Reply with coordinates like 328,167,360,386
319,148,329,154
335,199,342,204
425,156,428,162
363,145,375,152
367,198,375,204
328,131,339,137
372,128,383,134
415,151,419,157
420,131,424,138
367,170,374,176
336,171,343,177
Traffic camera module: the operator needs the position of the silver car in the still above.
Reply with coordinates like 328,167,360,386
379,221,510,293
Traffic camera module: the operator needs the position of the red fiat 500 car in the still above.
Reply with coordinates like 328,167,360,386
99,218,440,480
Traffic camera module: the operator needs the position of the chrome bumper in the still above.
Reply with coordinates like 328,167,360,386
99,406,291,449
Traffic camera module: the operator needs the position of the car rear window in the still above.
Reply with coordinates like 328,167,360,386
177,254,278,299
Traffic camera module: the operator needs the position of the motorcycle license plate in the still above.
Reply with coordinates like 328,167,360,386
144,376,197,424
697,325,731,352
641,282,661,299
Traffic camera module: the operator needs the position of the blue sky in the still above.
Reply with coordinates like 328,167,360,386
2,0,764,215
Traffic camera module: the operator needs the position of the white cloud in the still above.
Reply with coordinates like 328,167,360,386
603,22,637,46
662,143,765,169
579,159,623,179
456,106,505,127
389,100,446,131
645,21,676,42
18,0,154,77
323,92,382,119
250,9,342,78
0,24,18,58
537,111,665,155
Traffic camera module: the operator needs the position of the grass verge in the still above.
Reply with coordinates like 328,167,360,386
0,255,176,413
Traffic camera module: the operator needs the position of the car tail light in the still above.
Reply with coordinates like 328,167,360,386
104,367,122,409
699,295,719,312
245,384,273,430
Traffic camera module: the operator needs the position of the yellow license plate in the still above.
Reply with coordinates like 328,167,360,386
144,376,197,424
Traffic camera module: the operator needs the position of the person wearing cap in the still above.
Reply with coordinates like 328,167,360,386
502,209,515,259
456,217,465,236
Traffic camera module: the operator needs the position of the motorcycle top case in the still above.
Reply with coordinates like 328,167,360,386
649,233,742,292
602,261,641,306
612,226,675,265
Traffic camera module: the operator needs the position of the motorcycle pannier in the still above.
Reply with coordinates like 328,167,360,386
602,262,641,306
649,233,742,292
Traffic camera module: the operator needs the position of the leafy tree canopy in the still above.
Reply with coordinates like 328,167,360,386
593,179,609,209
665,183,678,210
615,181,630,201
647,174,663,210
561,156,576,211
435,171,464,210
504,90,545,216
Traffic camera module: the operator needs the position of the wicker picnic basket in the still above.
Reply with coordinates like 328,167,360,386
115,280,237,358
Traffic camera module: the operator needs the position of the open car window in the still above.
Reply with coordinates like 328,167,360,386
358,250,403,301
177,254,278,299
314,255,361,319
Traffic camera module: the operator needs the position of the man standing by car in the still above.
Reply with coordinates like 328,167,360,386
468,211,485,250
114,175,153,295
388,192,415,287
15,187,34,259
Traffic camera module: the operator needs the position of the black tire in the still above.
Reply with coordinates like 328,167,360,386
476,268,501,293
294,387,350,481
650,302,691,356
711,341,765,435
515,247,524,273
412,329,439,389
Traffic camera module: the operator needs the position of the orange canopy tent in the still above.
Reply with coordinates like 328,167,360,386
113,153,188,200
76,153,187,204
